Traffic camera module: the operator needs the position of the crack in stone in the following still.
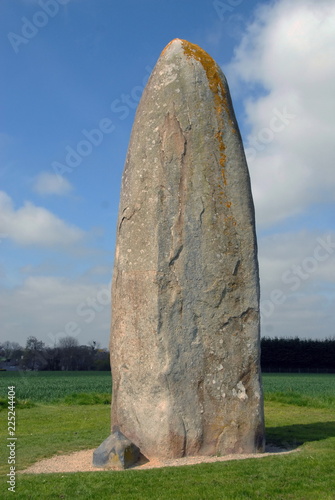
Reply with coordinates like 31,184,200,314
119,205,141,231
220,308,257,329
181,416,187,457
169,244,184,266
199,198,205,225
233,259,240,276
215,285,227,308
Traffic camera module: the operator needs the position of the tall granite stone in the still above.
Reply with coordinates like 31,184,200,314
108,39,264,462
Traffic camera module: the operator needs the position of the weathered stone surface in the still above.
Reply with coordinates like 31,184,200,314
109,38,265,460
92,430,141,469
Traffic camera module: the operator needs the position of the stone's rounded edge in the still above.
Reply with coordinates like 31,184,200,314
160,38,223,82
160,38,216,66
160,38,184,57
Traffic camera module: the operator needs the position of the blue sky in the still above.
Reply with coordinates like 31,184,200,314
1,0,335,348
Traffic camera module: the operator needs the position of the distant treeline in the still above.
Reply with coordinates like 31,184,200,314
1,336,335,372
0,337,110,372
261,337,335,373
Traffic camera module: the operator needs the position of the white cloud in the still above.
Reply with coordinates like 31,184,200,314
0,191,84,247
221,0,335,340
262,292,335,339
0,275,111,348
259,230,335,291
226,0,335,228
33,172,73,196
258,230,335,338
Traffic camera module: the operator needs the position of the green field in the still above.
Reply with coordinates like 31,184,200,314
263,373,335,409
1,370,334,407
0,372,334,499
0,370,112,404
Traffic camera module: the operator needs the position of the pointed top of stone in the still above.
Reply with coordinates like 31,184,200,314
159,38,227,112
160,38,218,67
160,38,183,55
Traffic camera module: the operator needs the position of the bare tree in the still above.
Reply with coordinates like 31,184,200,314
58,336,79,349
22,336,46,370
58,336,80,370
0,341,22,360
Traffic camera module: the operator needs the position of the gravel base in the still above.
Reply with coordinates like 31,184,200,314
20,446,298,474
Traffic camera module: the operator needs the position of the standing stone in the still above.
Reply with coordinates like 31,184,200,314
108,38,264,463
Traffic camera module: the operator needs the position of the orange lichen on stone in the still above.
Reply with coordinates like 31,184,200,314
161,39,235,214
181,40,227,179
181,39,234,206
215,131,227,182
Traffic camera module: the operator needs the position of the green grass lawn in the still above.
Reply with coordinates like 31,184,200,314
0,372,334,499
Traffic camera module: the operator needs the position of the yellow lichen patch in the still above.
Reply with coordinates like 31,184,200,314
181,39,233,206
225,215,237,227
215,131,227,185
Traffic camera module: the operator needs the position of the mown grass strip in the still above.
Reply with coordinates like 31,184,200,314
0,402,334,500
265,391,335,409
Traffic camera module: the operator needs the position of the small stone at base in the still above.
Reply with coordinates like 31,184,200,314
92,430,141,469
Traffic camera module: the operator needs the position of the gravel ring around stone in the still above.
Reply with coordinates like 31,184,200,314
20,446,299,474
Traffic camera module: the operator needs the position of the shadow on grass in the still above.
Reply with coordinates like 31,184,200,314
266,421,335,448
